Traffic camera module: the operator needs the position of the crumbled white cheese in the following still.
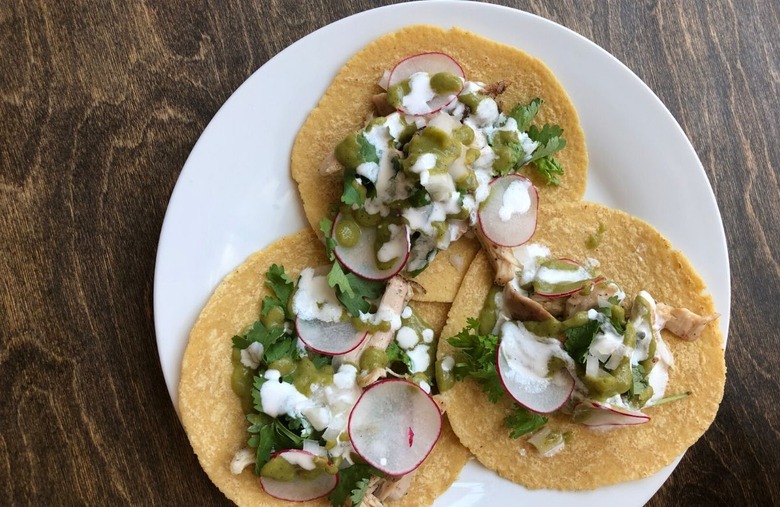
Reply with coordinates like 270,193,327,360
240,341,264,369
402,72,436,115
293,268,343,323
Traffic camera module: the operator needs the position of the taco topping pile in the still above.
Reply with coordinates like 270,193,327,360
325,52,565,280
441,242,718,457
228,262,444,504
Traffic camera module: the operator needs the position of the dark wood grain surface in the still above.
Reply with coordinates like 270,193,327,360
2,0,777,505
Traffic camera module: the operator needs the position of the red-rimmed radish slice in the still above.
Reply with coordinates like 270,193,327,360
348,378,442,476
536,275,606,299
572,401,650,427
388,52,465,87
332,213,410,281
296,318,368,356
478,174,539,247
259,450,338,502
388,52,465,115
534,258,605,298
496,334,574,414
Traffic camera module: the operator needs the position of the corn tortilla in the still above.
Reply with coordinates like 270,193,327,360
179,229,468,506
437,201,726,490
291,25,588,303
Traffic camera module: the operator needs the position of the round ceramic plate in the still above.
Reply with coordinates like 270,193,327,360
154,2,730,505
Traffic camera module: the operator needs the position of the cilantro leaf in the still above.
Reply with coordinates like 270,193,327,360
273,417,306,448
508,98,542,132
350,477,372,506
563,320,600,364
531,156,564,186
504,405,548,438
526,124,567,188
527,124,564,146
251,375,268,413
333,271,385,317
357,134,379,164
320,217,337,261
232,320,286,351
341,173,366,207
328,464,384,507
448,318,504,402
264,338,295,364
263,264,295,320
629,364,651,402
327,261,354,297
265,264,294,302
246,413,274,474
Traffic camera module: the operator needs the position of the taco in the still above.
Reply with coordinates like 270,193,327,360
291,25,588,303
436,201,726,490
179,229,469,506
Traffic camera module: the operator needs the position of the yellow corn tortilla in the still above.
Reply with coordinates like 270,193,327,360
437,201,726,490
179,229,468,506
291,25,588,303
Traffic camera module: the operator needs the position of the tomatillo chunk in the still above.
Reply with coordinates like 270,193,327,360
335,216,361,247
360,346,389,371
430,71,462,94
262,305,286,328
353,208,382,227
435,360,455,392
260,456,297,481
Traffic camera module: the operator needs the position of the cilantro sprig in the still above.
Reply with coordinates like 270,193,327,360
447,318,504,402
505,98,567,185
504,405,548,439
262,264,295,320
328,464,384,507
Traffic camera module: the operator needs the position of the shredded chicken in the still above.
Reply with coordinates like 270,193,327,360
564,283,621,319
372,92,396,116
657,303,719,341
483,80,509,98
375,473,413,501
229,447,255,475
531,294,566,318
504,283,554,322
318,152,342,176
359,476,385,507
474,227,521,285
339,276,414,384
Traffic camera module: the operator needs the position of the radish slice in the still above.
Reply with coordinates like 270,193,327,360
536,275,606,299
496,330,574,414
348,378,442,476
387,52,465,115
296,318,368,355
332,213,410,281
534,258,605,298
572,401,650,427
478,175,539,247
388,52,465,87
259,450,337,502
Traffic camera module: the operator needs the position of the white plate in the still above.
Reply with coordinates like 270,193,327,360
154,2,730,506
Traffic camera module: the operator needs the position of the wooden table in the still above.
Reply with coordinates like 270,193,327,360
2,0,777,505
